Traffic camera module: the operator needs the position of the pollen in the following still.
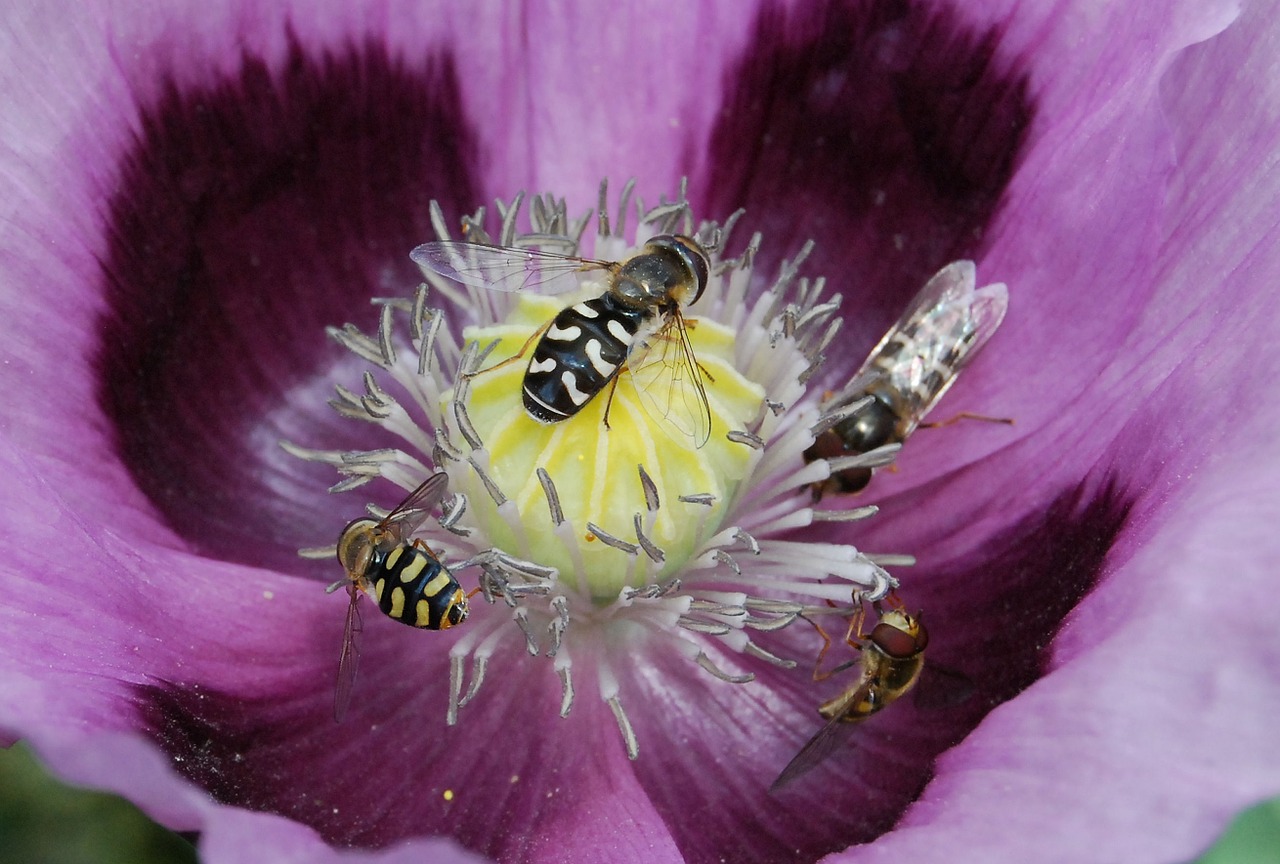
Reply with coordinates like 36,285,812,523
448,291,764,602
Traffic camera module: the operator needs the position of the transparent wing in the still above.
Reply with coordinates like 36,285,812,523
334,584,363,723
410,241,613,295
860,261,1009,419
770,703,864,792
379,472,450,544
627,311,713,448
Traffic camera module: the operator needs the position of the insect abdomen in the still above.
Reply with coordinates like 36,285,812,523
369,545,465,630
522,295,650,422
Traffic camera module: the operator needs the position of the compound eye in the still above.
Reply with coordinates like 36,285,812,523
648,234,710,305
336,519,377,574
870,621,923,659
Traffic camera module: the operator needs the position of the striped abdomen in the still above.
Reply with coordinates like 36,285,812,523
367,544,468,630
522,294,652,422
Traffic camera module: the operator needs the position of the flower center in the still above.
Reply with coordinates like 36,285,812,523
446,289,765,602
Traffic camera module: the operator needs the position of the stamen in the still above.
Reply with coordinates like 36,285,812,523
637,464,660,511
634,514,666,564
694,651,755,684
743,611,801,632
585,522,640,556
294,181,920,762
460,653,488,708
453,395,483,451
727,430,765,449
408,283,430,340
744,642,797,669
712,549,742,576
418,306,442,377
537,467,565,525
607,695,639,761
556,657,575,717
438,493,470,535
826,444,903,472
679,618,733,636
547,595,570,657
811,506,880,522
468,459,507,506
514,608,540,655
447,654,465,726
732,528,761,555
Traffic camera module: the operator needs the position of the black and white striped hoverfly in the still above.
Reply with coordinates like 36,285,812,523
411,234,713,447
771,598,929,791
807,260,1008,496
332,471,468,721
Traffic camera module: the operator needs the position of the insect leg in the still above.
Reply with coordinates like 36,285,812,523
803,610,865,681
464,319,553,380
601,373,623,431
841,600,870,652
919,411,1015,429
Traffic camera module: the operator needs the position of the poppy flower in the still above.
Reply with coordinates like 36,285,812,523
2,1,1277,862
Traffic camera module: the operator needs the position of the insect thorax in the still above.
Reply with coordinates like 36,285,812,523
831,394,901,453
611,241,702,307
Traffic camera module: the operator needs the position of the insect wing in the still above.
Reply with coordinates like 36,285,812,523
378,472,450,545
627,311,713,448
770,711,860,792
902,260,1008,377
410,241,611,295
334,584,363,722
865,261,1008,420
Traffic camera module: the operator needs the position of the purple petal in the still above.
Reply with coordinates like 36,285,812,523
4,0,1278,862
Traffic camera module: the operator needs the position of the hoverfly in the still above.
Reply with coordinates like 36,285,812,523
332,471,468,721
807,260,1008,496
411,234,713,447
771,599,929,791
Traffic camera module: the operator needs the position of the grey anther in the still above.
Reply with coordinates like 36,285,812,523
438,492,468,532
557,666,575,717
678,617,732,636
744,642,797,669
514,609,540,655
418,308,442,377
633,514,666,564
457,655,488,709
547,596,570,657
694,652,755,684
732,529,760,555
825,444,902,472
586,522,640,556
712,549,741,576
607,696,639,761
468,459,507,506
637,464,660,512
726,430,765,449
537,468,564,525
810,506,880,522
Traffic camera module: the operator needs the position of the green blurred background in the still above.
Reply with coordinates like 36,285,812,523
0,744,195,864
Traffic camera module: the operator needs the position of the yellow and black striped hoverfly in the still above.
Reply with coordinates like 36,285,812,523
331,471,468,721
